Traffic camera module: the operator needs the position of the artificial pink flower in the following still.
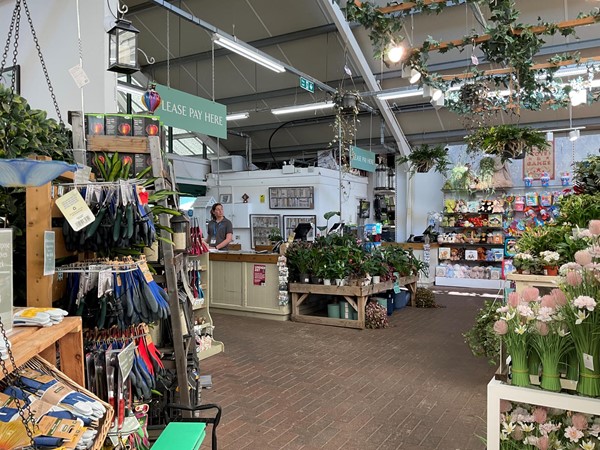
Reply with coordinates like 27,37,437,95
508,291,520,307
536,435,549,450
575,250,593,266
573,295,597,311
522,287,540,302
572,413,588,430
532,407,547,424
589,220,600,236
535,321,549,336
540,295,557,309
566,271,583,287
512,426,524,441
551,289,568,306
500,399,512,413
493,320,508,335
565,425,584,442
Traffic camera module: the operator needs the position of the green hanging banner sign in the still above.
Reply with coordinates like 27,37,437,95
154,84,227,139
350,146,376,172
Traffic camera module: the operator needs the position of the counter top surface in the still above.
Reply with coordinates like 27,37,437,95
209,251,279,263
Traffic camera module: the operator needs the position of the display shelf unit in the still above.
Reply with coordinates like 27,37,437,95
506,273,559,295
487,378,600,450
189,252,224,360
442,242,504,248
435,277,505,289
374,190,395,228
289,277,417,329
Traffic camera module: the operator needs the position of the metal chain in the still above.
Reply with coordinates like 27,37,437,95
21,0,63,124
0,0,20,75
0,317,37,447
11,0,21,93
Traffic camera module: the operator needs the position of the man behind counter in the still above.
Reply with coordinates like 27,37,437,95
206,203,233,250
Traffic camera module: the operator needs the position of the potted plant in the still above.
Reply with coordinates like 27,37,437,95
465,124,549,162
539,250,560,276
285,242,313,283
316,211,340,236
573,155,600,194
396,144,450,177
512,252,541,275
268,227,283,244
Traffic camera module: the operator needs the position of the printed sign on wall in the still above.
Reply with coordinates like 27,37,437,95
523,142,555,180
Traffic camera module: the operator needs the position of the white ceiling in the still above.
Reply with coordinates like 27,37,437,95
123,0,600,167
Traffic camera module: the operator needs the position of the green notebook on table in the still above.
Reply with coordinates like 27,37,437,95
153,422,207,450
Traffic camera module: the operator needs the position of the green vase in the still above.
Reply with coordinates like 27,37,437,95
510,352,531,387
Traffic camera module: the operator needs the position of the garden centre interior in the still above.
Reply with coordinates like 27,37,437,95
2,0,600,448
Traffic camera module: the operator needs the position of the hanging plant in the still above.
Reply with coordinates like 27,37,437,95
465,124,549,163
396,144,450,177
330,90,362,166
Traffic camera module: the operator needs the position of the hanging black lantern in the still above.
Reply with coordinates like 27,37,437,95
107,19,140,74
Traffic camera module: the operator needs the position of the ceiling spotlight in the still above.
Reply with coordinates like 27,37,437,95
569,129,580,141
569,89,587,106
546,131,554,142
387,45,405,64
409,68,421,84
430,95,445,110
431,88,443,102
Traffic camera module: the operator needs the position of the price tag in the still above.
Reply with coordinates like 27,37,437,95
55,189,95,232
138,261,154,283
43,231,55,276
68,64,89,88
393,285,401,294
118,341,136,381
98,269,113,298
584,353,595,371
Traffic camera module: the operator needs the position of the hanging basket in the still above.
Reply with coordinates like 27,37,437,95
502,140,526,160
415,161,433,173
0,159,78,187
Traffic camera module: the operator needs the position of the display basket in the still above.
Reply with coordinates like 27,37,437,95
0,355,113,450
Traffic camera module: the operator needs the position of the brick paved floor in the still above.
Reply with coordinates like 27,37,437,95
199,290,497,449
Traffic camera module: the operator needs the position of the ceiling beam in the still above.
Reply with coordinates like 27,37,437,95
319,0,410,156
141,23,354,69
147,0,337,94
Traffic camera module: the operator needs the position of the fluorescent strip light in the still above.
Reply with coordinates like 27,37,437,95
213,34,285,73
377,89,423,101
226,112,249,121
271,101,334,115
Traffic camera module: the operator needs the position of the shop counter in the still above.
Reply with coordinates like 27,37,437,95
209,251,290,321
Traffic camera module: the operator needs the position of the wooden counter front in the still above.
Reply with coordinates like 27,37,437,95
209,252,290,320
384,242,440,250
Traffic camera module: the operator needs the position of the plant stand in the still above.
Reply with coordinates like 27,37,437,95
289,276,417,329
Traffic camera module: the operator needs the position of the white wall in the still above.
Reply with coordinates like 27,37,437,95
204,167,368,249
0,0,117,120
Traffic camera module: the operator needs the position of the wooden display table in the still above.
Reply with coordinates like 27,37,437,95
506,273,559,295
3,316,84,385
289,276,418,329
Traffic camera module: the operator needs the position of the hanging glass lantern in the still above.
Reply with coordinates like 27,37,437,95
387,167,396,191
107,19,140,74
375,158,387,190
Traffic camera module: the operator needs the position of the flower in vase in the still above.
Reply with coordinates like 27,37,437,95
565,425,584,442
566,270,584,286
522,287,540,302
576,250,594,266
574,295,597,311
590,220,600,236
532,407,547,424
551,288,568,306
493,320,508,335
581,440,596,450
572,413,589,431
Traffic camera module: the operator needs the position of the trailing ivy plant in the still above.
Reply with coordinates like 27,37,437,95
463,299,501,366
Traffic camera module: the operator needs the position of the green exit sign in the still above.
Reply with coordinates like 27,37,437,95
300,77,314,93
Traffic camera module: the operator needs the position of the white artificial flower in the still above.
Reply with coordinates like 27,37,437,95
515,324,528,335
576,310,589,325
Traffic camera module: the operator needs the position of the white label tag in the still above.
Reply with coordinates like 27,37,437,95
55,189,95,232
68,64,89,88
584,353,595,371
97,269,112,298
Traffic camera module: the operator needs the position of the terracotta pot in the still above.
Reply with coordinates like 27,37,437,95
544,266,559,276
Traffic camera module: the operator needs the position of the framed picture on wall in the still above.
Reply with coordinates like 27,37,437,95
269,186,314,209
250,214,281,248
283,215,316,241
219,193,231,204
523,142,555,180
0,65,20,94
